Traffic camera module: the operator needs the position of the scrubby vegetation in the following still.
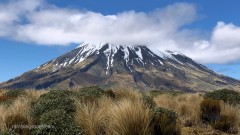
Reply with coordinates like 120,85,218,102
151,107,180,135
30,90,81,135
0,88,240,135
200,99,221,123
204,89,240,105
30,90,76,119
76,86,105,99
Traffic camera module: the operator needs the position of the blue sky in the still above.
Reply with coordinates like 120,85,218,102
0,0,240,82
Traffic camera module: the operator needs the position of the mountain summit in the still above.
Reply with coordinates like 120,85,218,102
1,43,240,91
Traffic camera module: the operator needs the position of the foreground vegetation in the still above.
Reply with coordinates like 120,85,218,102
0,87,240,135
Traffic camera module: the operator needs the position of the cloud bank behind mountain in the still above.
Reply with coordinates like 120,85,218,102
0,0,240,64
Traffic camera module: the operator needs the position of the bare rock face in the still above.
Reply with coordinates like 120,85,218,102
1,43,240,92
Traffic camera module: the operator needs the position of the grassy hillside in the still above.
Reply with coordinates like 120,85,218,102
0,87,240,135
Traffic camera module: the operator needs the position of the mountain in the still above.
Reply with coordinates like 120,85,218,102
1,43,240,92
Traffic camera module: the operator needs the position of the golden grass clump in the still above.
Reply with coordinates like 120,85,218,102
112,87,142,102
238,105,240,130
0,89,47,129
0,89,7,96
0,105,5,130
154,93,203,126
154,94,177,110
220,102,239,124
75,89,180,135
75,97,113,135
106,99,152,135
25,89,48,103
0,96,31,133
212,102,239,134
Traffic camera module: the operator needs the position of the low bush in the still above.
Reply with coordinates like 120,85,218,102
204,89,240,105
30,90,76,120
30,90,81,134
200,99,221,123
76,86,105,104
151,107,180,135
141,94,156,109
32,109,82,135
76,86,105,99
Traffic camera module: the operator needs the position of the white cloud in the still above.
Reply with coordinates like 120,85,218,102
212,22,240,48
0,0,240,64
0,0,198,45
0,0,43,36
186,22,240,64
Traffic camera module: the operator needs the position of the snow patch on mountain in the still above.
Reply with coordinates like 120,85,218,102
135,47,143,60
36,42,208,74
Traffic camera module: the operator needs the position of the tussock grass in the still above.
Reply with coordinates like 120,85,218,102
0,96,31,131
154,93,203,125
112,87,142,101
0,105,5,130
106,99,152,135
75,97,113,135
214,102,239,133
25,89,48,103
75,95,152,135
0,90,46,132
0,88,240,135
0,89,7,96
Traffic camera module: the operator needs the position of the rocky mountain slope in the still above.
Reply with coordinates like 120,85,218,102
1,43,240,92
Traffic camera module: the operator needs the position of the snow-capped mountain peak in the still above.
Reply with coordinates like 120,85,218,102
38,42,210,74
4,42,239,91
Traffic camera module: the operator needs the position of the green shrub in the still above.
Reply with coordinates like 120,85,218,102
151,107,180,135
213,115,238,134
204,89,240,105
77,86,105,98
30,90,81,134
32,109,82,135
30,90,75,121
200,99,221,123
141,94,156,109
76,86,105,103
5,114,29,135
